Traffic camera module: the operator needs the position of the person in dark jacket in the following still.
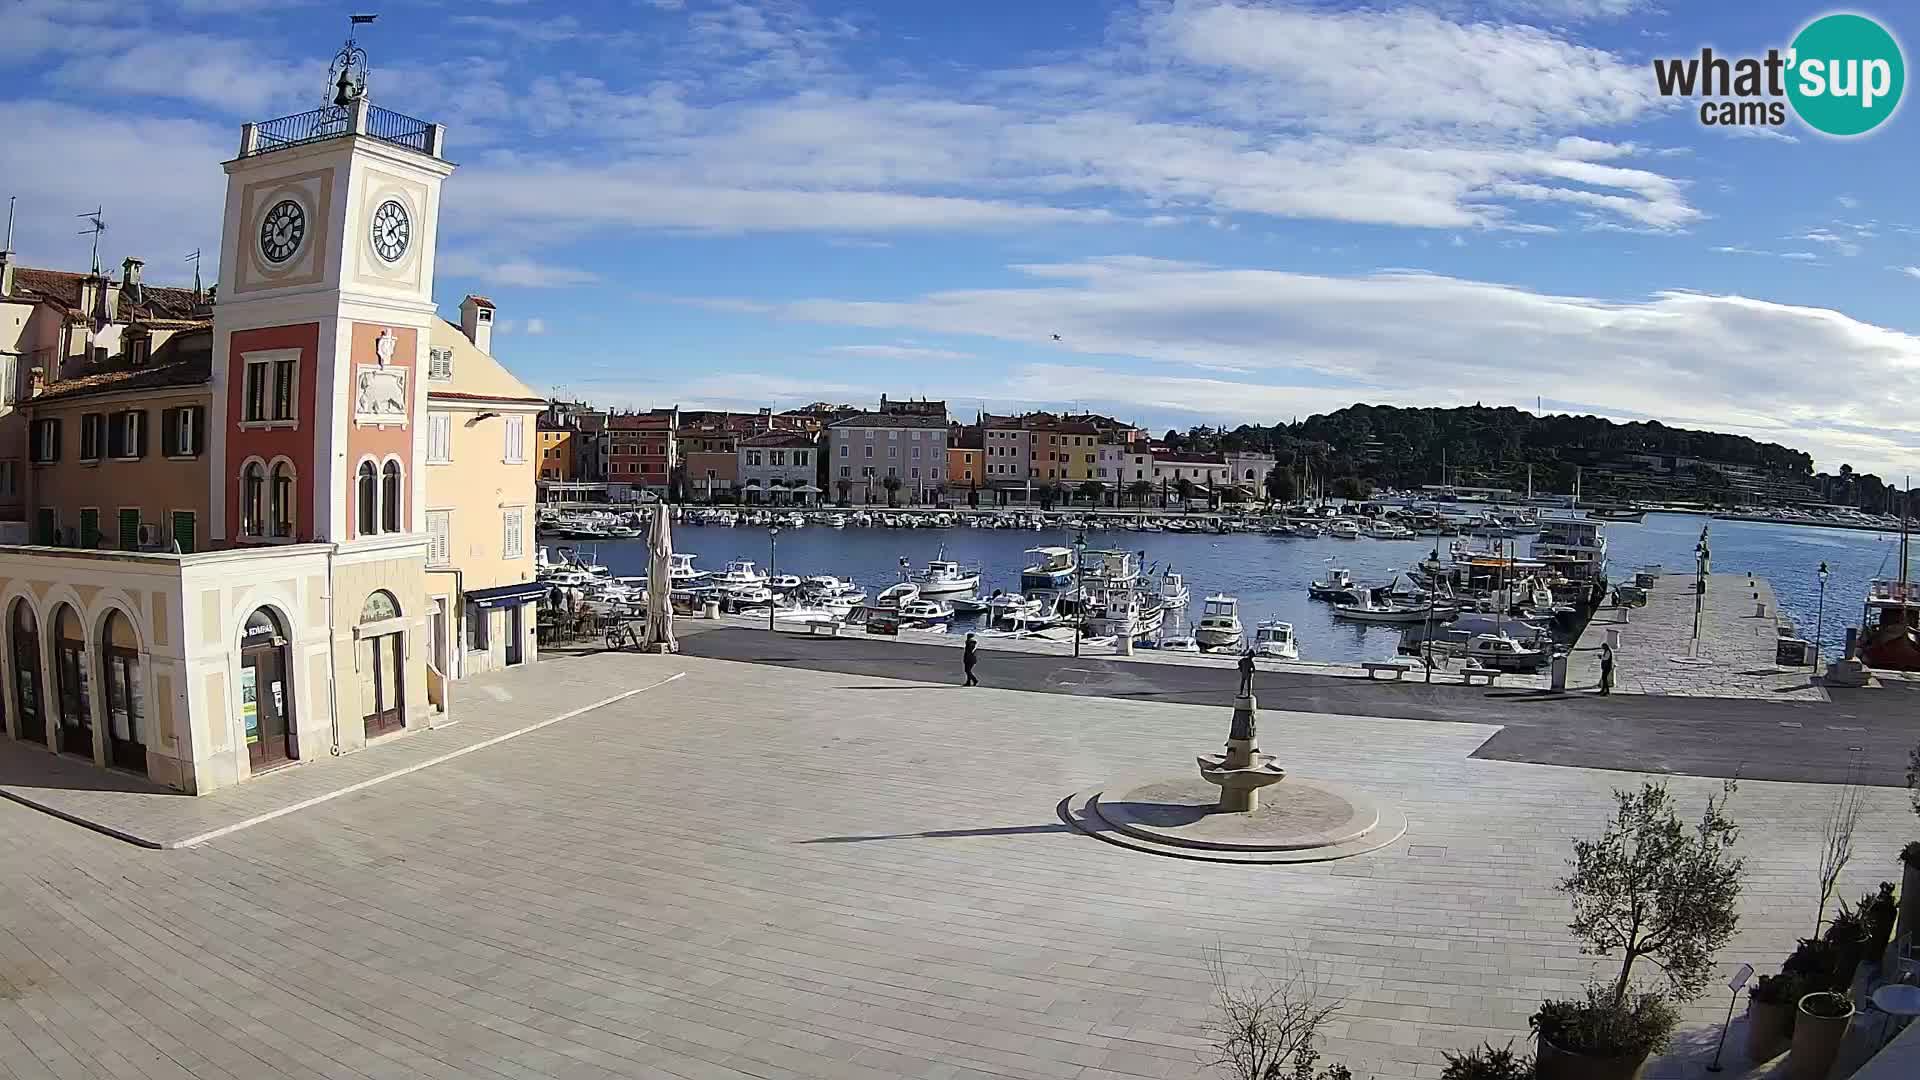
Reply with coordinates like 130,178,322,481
963,633,979,686
1598,641,1615,696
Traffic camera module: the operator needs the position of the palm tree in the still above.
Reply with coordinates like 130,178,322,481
1078,479,1104,506
1174,476,1194,510
834,478,851,506
1127,479,1153,509
881,474,902,507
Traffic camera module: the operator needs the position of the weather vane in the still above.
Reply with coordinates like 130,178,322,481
328,14,379,107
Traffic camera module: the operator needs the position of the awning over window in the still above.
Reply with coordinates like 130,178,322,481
466,581,549,610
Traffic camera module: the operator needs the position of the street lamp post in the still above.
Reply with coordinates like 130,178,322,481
1073,526,1087,658
768,525,779,632
1690,525,1711,655
1814,560,1830,672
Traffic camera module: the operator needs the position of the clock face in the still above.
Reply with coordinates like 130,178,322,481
370,199,411,264
259,199,306,265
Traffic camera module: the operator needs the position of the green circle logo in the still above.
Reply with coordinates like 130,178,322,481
1787,13,1905,136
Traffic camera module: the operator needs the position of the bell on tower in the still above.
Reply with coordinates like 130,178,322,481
329,14,378,107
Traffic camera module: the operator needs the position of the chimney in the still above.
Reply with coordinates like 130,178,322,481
459,295,495,354
121,257,144,303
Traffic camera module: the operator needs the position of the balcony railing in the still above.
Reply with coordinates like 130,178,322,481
244,102,439,158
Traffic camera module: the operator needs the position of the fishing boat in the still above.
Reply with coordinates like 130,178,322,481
1194,594,1243,649
767,574,802,592
1588,506,1646,523
713,559,766,590
1020,546,1077,591
1367,520,1415,540
1860,512,1920,670
1307,567,1356,600
1331,591,1446,623
1156,570,1191,611
1329,519,1362,539
1081,550,1166,641
915,558,982,597
947,596,992,615
1251,620,1299,660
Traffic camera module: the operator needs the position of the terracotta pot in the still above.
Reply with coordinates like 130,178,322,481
1535,1036,1649,1080
1786,993,1854,1080
1744,997,1793,1064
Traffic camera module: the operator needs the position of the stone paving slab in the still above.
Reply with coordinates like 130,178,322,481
1,651,1913,1080
0,663,683,849
1570,573,1826,702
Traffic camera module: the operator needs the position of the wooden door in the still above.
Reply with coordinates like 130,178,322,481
243,645,293,769
363,634,404,737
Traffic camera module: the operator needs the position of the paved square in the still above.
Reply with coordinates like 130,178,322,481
0,653,1911,1080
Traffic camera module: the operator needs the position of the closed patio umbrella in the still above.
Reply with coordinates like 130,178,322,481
643,501,678,653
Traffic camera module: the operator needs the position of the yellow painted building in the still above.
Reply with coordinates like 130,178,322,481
423,298,544,678
537,425,574,482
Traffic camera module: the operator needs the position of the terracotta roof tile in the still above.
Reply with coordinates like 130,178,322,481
34,327,212,404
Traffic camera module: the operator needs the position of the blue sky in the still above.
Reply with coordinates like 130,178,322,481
4,1,1919,474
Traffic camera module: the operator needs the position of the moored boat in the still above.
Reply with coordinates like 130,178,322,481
1194,594,1243,649
1251,620,1299,660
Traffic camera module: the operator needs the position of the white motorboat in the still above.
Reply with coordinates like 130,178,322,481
915,558,982,597
1329,519,1362,539
726,583,774,607
986,591,1060,630
1367,520,1414,539
874,581,920,611
1464,632,1548,672
714,559,768,589
1194,594,1243,649
947,596,991,615
1251,620,1299,660
896,598,953,623
1307,567,1355,600
767,574,803,591
665,552,710,584
1020,546,1077,591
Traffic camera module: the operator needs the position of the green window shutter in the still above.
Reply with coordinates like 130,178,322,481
118,509,140,550
79,509,100,548
34,508,55,545
171,511,196,554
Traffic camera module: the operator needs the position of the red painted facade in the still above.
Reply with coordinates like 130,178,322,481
344,322,418,538
225,323,320,543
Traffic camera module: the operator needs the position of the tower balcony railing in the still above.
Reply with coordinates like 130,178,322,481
240,98,444,160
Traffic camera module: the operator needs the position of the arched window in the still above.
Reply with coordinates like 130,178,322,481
241,462,265,537
381,461,402,533
357,461,377,537
361,590,400,623
270,462,294,538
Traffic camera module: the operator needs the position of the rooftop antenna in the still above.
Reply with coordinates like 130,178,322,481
3,196,14,254
184,248,203,297
329,14,378,106
77,207,106,275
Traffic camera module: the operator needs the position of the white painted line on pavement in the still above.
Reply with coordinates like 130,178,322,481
172,672,686,849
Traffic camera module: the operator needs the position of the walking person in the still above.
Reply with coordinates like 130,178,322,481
1598,640,1615,696
963,632,979,687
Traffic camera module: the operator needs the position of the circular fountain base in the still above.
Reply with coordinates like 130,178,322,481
1061,776,1406,864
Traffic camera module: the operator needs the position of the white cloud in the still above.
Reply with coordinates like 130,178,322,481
1723,126,1800,144
1796,228,1862,257
1898,266,1920,280
674,257,1920,474
1713,245,1820,261
825,344,976,361
524,318,548,335
1837,195,1861,209
437,252,601,287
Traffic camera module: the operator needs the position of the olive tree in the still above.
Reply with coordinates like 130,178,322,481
1560,781,1744,1004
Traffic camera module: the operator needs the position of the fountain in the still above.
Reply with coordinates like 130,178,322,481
1063,656,1406,863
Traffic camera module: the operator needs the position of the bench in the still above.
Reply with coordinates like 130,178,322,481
1362,661,1414,681
1461,666,1501,686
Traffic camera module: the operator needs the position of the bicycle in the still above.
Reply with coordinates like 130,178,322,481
604,620,642,651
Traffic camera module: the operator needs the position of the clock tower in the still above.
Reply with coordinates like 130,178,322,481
209,45,453,549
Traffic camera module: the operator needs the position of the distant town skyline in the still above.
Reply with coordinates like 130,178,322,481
3,1,1917,475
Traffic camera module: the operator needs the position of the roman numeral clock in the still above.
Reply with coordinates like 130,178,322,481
370,198,410,263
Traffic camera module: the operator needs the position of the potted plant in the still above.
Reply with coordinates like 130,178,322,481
1899,843,1920,952
1533,782,1742,1080
1862,883,1898,967
1744,972,1806,1064
1441,1042,1535,1080
1821,904,1869,986
1532,988,1675,1080
1787,991,1854,1080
